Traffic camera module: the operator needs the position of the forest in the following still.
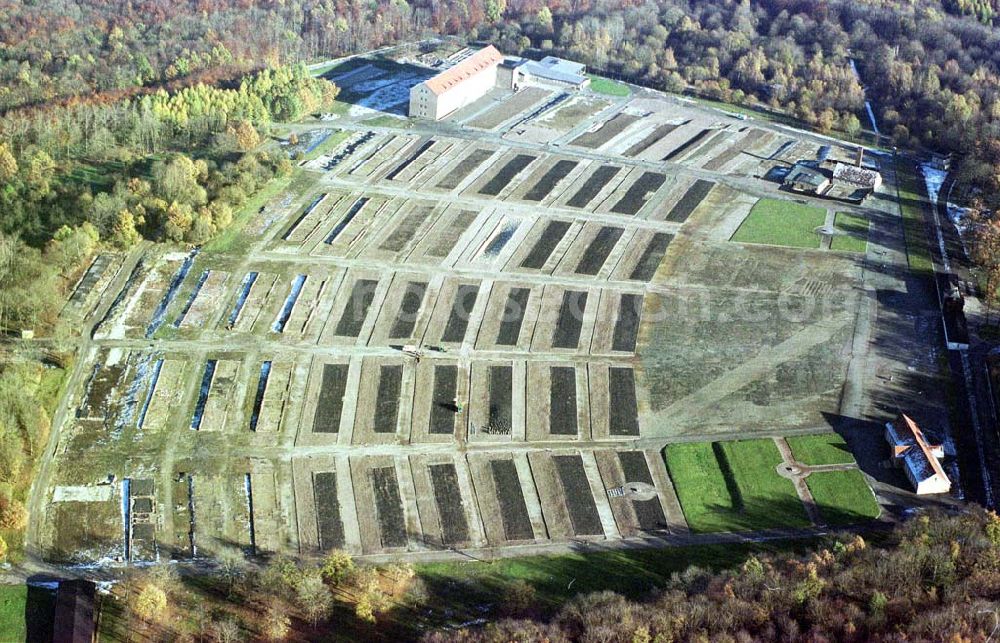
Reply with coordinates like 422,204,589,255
482,0,1000,202
0,62,336,329
5,0,1000,198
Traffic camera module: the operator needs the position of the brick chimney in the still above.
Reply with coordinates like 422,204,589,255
856,146,864,167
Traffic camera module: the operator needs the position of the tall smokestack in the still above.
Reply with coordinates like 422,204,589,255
856,146,864,167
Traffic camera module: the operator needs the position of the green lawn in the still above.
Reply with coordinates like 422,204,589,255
311,56,369,79
830,212,869,253
663,442,735,533
587,74,631,97
730,198,827,248
300,128,352,162
362,114,413,129
665,439,811,533
63,159,125,191
806,470,881,526
786,433,854,466
0,585,26,642
895,160,935,277
720,440,812,529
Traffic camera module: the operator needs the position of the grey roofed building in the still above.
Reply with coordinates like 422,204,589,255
53,579,97,643
499,55,590,89
783,162,830,194
780,147,883,202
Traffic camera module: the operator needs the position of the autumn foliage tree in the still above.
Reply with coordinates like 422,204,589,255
970,206,1000,321
0,496,27,530
133,583,168,623
427,508,1000,642
231,120,260,151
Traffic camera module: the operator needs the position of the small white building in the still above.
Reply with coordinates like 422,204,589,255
409,46,504,120
498,55,590,90
885,413,951,495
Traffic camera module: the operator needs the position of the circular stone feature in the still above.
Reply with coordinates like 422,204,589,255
624,481,658,501
776,463,803,479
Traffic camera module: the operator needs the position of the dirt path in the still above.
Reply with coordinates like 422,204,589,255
772,437,823,526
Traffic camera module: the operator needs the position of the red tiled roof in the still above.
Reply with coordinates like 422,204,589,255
423,46,503,96
895,413,949,482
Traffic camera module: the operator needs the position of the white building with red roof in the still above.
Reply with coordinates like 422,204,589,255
885,413,951,495
409,46,504,120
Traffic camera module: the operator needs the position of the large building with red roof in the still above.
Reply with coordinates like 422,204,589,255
409,46,504,120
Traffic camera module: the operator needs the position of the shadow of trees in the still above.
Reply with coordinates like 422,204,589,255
318,57,434,116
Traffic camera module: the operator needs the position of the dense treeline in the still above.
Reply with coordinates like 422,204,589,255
9,0,1000,200
476,0,1000,204
0,62,335,334
103,549,413,639
0,0,495,114
0,53,339,342
0,63,333,249
8,1,1000,204
944,0,1000,24
429,508,1000,642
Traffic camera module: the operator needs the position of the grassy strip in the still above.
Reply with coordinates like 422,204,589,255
719,440,812,530
806,470,881,525
416,537,819,608
310,62,341,78
201,169,315,256
300,128,352,162
895,159,935,277
786,433,855,466
0,585,27,641
310,56,369,79
730,198,826,248
665,439,810,532
362,114,413,129
830,212,869,253
686,95,800,129
587,74,631,97
680,93,882,148
95,535,822,641
664,442,738,533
